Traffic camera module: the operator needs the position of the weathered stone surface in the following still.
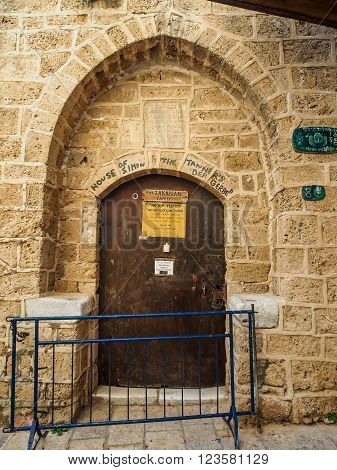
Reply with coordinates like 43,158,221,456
260,397,292,422
327,277,337,304
0,55,39,79
0,184,23,207
0,82,43,105
41,51,70,76
275,248,304,274
322,216,337,245
25,294,93,317
293,396,337,423
26,30,73,51
107,423,144,447
292,93,336,115
259,359,286,387
284,306,312,332
144,101,186,148
278,215,318,245
223,152,262,171
0,210,43,237
266,334,321,357
229,294,281,328
309,248,337,275
280,277,324,303
0,272,41,296
256,16,291,38
315,308,337,334
325,337,337,360
292,361,337,392
283,40,331,63
292,67,337,92
69,438,106,450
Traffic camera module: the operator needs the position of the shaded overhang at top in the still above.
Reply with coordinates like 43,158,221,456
210,1,337,28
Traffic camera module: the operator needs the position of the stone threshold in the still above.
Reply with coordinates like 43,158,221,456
93,385,228,406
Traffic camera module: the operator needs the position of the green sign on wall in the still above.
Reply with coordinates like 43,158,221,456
302,186,326,201
293,127,337,154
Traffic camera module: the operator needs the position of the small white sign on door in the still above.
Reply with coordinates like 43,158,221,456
154,259,174,276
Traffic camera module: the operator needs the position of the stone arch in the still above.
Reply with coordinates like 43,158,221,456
52,57,270,299
27,12,287,175
25,14,280,299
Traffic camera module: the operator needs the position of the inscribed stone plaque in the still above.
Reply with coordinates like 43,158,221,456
144,101,186,149
142,189,188,238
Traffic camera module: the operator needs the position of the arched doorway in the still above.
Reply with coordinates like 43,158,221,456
98,174,226,388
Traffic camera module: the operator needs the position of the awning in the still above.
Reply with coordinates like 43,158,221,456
210,1,337,28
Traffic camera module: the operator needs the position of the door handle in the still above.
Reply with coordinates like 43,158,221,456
202,283,207,297
192,274,197,293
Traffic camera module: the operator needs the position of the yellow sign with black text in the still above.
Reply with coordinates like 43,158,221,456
142,189,188,238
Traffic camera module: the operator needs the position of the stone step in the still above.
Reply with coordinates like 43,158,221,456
93,385,228,406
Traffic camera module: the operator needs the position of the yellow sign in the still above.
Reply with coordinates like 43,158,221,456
142,189,188,203
142,189,188,238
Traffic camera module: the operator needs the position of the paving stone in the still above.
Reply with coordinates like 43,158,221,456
111,406,146,421
43,430,73,450
109,444,145,450
238,431,264,450
183,422,222,450
71,425,108,440
217,437,235,450
78,400,112,423
317,423,337,446
107,423,145,447
1,431,31,450
69,438,106,450
213,417,232,438
3,420,336,450
145,430,186,450
145,420,182,432
260,430,301,450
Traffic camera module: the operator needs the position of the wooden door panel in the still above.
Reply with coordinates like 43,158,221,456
99,175,225,387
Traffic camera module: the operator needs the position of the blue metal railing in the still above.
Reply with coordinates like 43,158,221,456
3,308,256,450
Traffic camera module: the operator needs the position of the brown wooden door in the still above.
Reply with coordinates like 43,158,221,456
99,175,225,387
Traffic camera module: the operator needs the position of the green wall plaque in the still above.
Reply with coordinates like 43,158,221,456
302,186,326,201
293,127,337,154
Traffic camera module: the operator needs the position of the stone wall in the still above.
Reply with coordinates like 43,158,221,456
57,62,269,296
3,317,97,428
0,0,337,424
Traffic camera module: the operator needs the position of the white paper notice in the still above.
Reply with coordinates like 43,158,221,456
154,259,174,276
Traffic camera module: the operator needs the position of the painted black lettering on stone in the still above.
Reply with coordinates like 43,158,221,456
186,158,212,178
118,159,145,175
210,178,234,196
161,157,176,166
91,169,116,191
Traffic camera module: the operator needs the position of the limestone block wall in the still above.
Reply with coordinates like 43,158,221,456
2,319,96,427
0,0,337,424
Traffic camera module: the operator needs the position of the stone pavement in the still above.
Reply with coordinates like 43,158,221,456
1,403,337,450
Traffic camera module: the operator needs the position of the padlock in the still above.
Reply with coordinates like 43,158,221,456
211,285,227,310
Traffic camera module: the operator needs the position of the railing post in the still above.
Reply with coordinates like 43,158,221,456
9,319,17,431
33,320,39,422
27,319,42,450
251,303,262,433
248,304,255,414
228,313,239,449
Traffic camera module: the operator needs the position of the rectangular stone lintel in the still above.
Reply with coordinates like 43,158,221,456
229,293,283,329
25,293,94,317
